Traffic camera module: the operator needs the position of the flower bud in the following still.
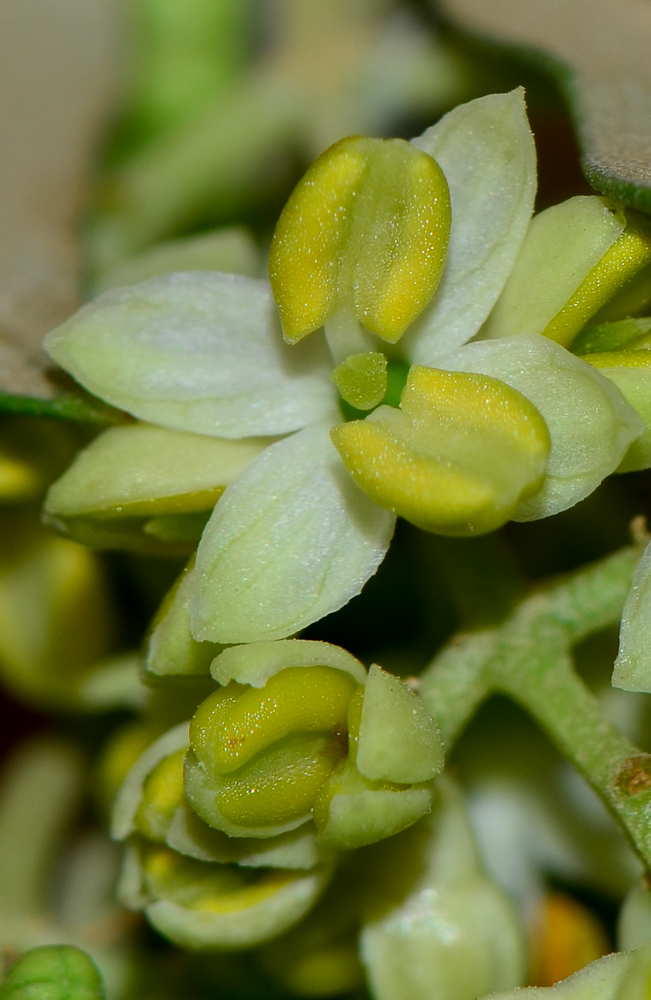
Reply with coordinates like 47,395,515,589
360,778,527,1000
44,423,265,555
331,365,550,536
269,135,450,345
0,511,115,709
120,838,334,951
185,641,442,847
112,723,335,950
0,945,105,1000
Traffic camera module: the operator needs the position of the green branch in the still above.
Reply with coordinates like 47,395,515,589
419,544,651,870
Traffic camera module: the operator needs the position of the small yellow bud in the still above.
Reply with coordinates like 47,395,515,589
135,748,186,842
269,136,451,345
331,352,388,410
331,365,550,536
530,892,608,987
141,841,296,913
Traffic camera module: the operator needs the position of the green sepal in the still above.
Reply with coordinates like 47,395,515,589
0,391,123,426
112,722,191,841
42,512,196,557
166,801,332,869
0,947,104,1000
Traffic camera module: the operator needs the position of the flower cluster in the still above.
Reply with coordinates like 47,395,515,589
30,86,651,989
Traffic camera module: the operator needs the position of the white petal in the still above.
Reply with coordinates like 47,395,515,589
191,423,396,644
144,864,333,951
45,422,268,517
440,335,643,520
45,272,338,437
407,89,536,364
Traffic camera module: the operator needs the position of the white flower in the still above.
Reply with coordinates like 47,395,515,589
44,90,642,645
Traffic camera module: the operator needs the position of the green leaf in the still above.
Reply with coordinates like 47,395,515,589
0,946,104,1000
439,0,651,212
0,392,122,425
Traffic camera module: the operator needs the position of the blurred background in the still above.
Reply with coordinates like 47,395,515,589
0,2,649,997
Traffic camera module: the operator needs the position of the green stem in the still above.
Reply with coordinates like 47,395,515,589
419,629,495,750
420,543,651,869
490,609,651,869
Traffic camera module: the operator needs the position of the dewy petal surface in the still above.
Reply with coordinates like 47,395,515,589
191,423,396,644
45,272,337,438
440,335,643,520
407,89,536,365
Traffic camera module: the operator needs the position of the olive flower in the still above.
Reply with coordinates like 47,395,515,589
44,89,645,646
110,638,442,948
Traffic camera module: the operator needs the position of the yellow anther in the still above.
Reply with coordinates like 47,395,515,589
187,667,359,831
213,734,340,827
269,135,450,345
190,666,358,774
135,748,186,841
141,842,295,912
331,365,550,536
331,352,388,410
544,213,651,347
